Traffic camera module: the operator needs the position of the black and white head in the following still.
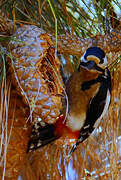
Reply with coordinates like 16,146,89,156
80,47,108,71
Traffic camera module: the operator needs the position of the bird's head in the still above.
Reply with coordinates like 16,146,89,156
80,47,107,72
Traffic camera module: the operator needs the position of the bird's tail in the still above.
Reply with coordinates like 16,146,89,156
27,115,65,152
27,122,59,152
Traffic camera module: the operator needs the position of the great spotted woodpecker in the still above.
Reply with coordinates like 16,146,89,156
27,47,111,154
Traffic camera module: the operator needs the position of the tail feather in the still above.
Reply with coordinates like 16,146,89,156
27,122,59,152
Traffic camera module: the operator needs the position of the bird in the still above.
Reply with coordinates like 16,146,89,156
27,46,111,154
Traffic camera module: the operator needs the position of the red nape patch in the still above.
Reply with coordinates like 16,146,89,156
54,115,80,140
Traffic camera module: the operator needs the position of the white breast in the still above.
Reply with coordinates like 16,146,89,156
67,112,86,131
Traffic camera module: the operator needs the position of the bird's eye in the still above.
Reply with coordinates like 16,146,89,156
87,55,100,64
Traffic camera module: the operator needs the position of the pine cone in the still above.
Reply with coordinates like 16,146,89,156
7,25,64,124
1,25,64,179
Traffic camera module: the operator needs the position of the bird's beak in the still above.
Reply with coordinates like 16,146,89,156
86,61,96,69
79,61,96,70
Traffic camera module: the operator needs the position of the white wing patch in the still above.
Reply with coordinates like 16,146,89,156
94,90,111,129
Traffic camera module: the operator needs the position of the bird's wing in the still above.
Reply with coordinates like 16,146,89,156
69,68,111,154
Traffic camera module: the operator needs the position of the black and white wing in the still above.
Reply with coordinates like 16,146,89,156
70,68,111,154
